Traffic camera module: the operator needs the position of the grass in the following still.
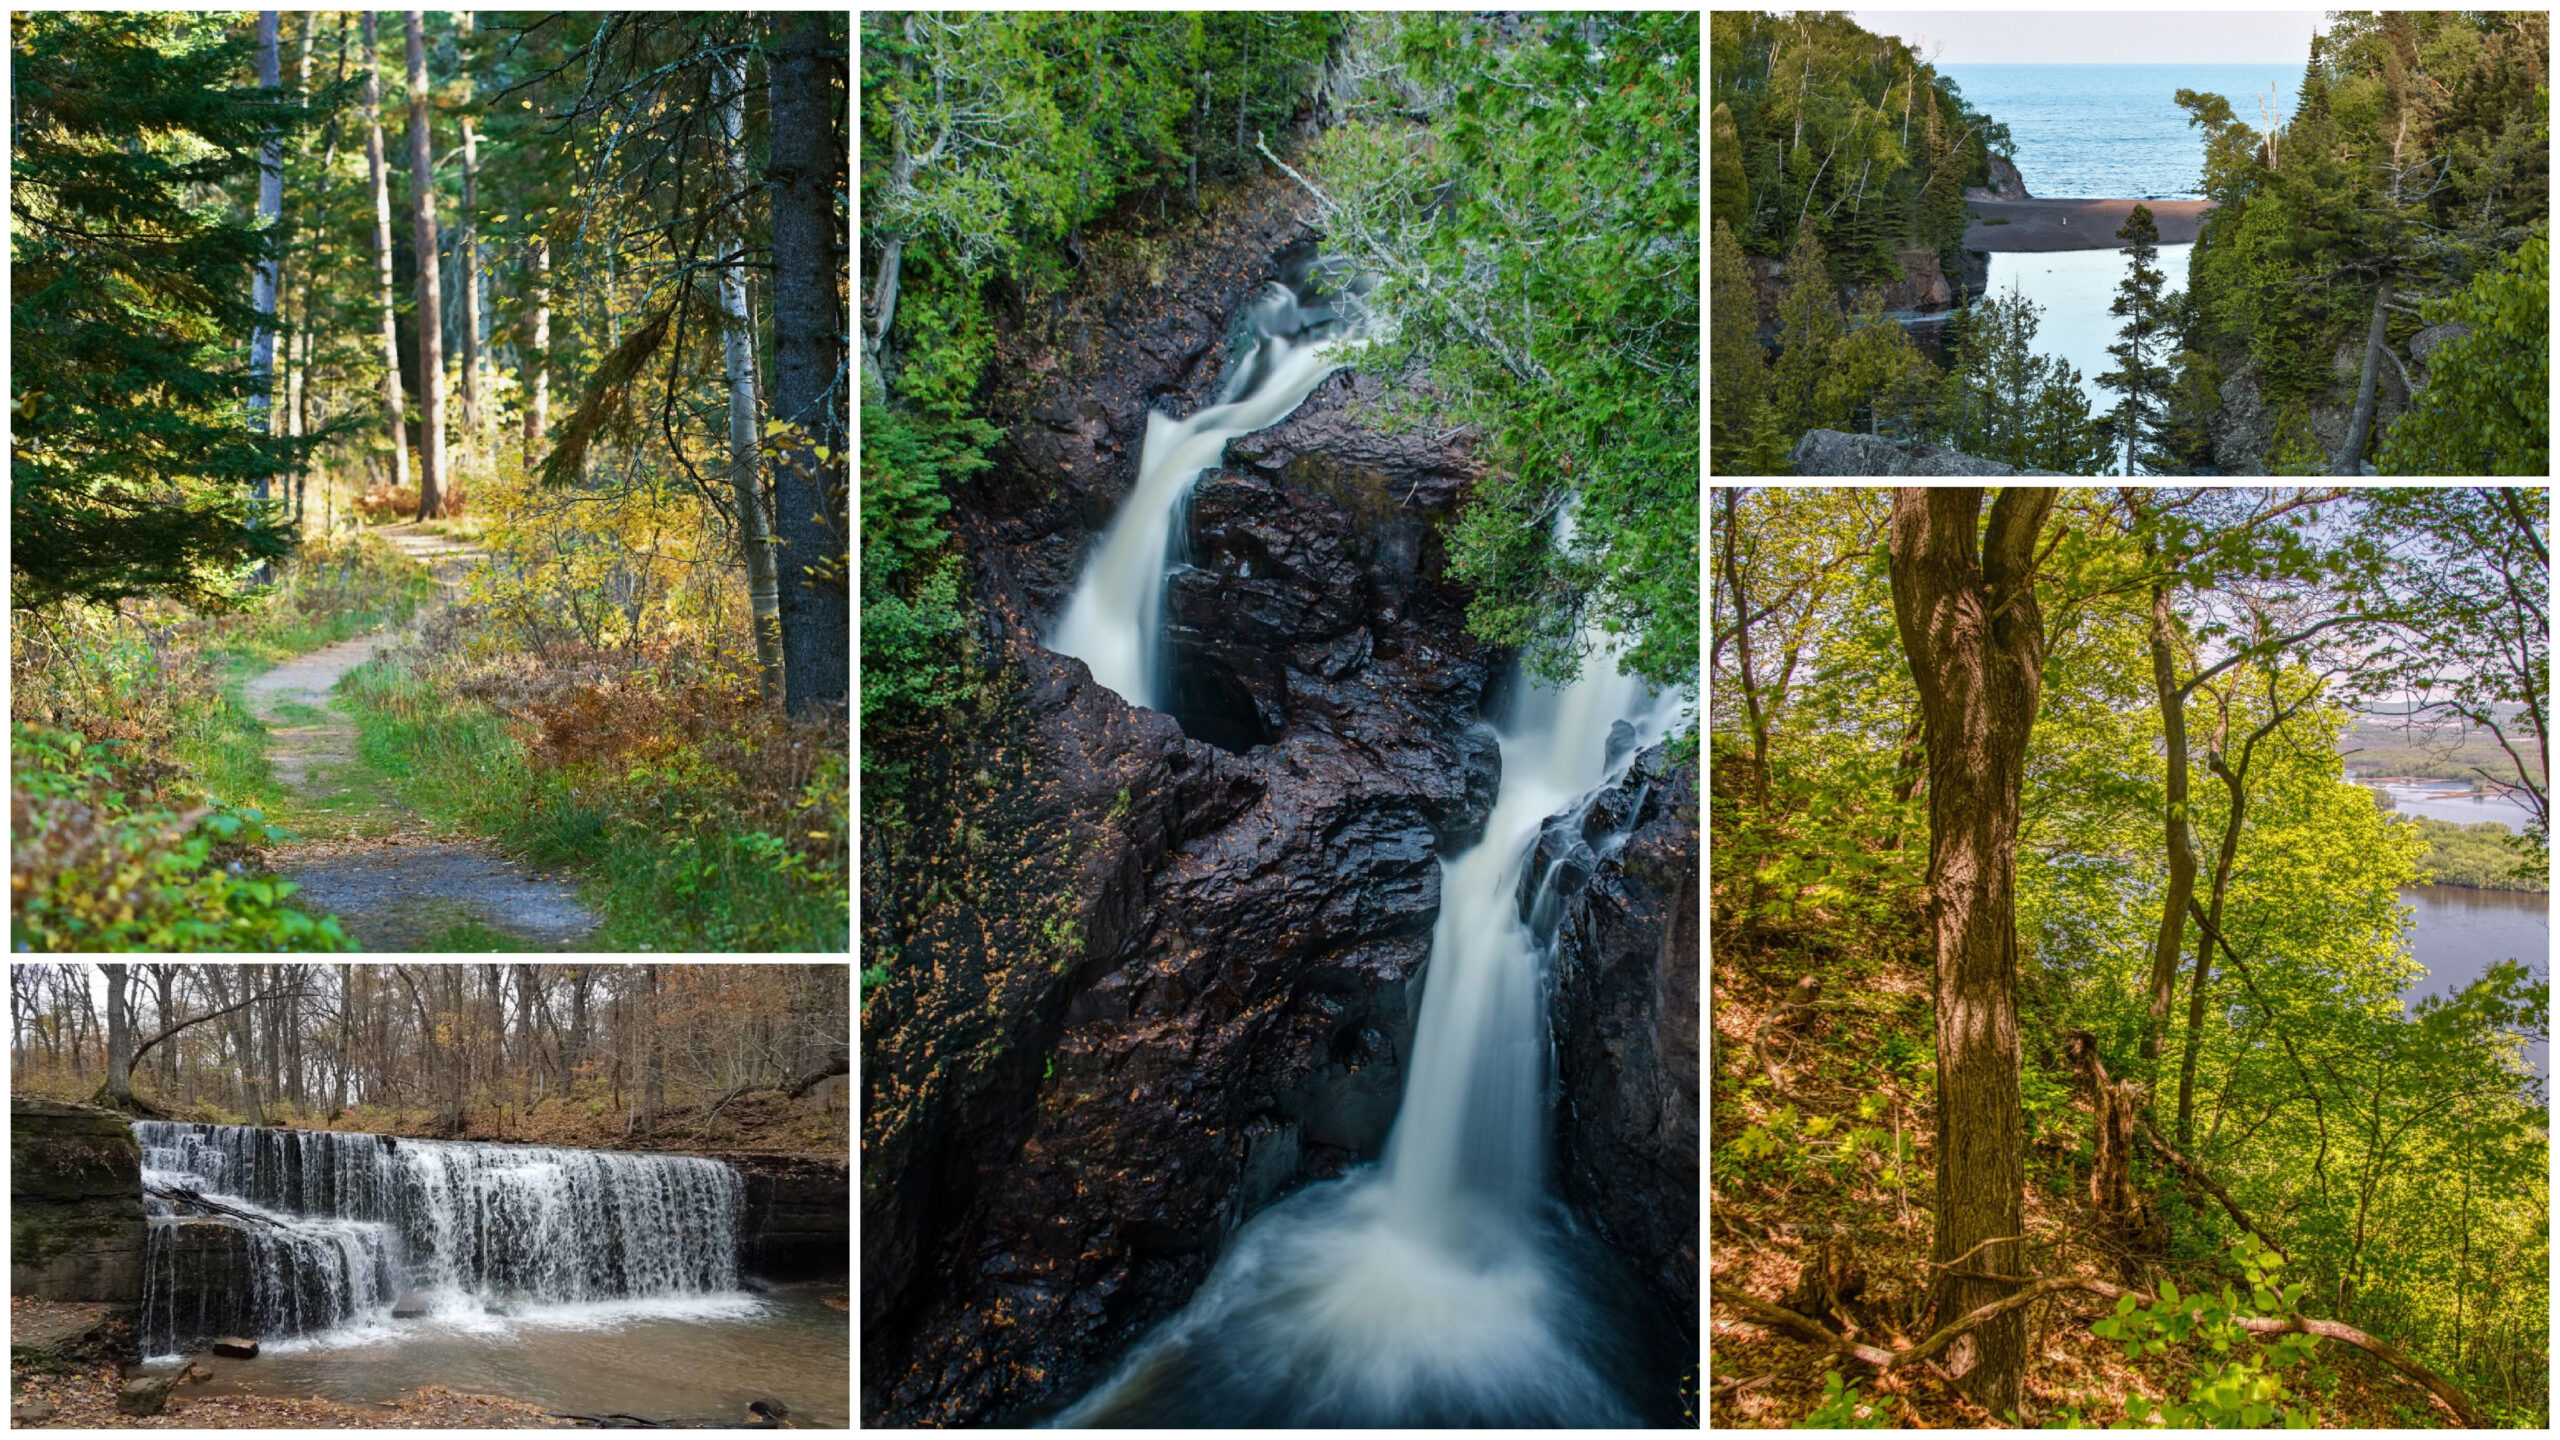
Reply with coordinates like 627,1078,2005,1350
335,650,847,953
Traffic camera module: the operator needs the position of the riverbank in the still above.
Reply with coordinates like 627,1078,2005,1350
1965,196,2215,251
10,1366,572,1429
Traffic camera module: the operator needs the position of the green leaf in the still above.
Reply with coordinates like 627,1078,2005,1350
2159,1278,2180,1306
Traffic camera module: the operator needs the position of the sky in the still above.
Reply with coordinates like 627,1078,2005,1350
1847,10,2323,64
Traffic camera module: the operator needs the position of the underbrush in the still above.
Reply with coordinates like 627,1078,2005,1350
8,532,426,952
337,618,848,952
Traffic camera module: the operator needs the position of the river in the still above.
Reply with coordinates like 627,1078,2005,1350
2401,884,2549,1075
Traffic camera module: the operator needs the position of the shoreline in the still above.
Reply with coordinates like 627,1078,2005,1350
1964,196,2215,252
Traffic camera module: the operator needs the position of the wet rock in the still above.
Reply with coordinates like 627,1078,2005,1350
211,1336,258,1359
1547,744,1701,1360
116,1372,177,1417
10,1099,145,1309
1789,429,2068,476
391,1290,432,1318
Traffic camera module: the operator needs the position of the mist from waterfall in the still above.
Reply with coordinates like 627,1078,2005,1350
136,1121,747,1361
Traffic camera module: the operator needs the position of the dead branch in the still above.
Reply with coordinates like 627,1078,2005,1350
2134,1115,2291,1263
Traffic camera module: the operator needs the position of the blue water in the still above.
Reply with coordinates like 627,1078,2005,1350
1979,245,2193,475
1941,63,2307,198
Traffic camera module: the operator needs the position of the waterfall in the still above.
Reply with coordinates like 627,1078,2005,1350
1046,277,1350,710
1059,610,1683,1427
135,1121,744,1361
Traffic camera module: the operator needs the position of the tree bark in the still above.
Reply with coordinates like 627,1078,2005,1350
764,13,850,718
2333,275,2391,475
718,47,785,704
524,237,550,459
362,15,412,496
101,966,134,1109
2141,579,2194,1061
249,12,284,529
1886,485,2058,1420
405,11,446,520
457,11,483,469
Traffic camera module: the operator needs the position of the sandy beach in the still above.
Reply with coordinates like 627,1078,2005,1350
1964,197,2216,251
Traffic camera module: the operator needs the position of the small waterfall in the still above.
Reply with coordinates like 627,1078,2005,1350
136,1121,744,1360
1060,607,1684,1426
1047,271,1353,710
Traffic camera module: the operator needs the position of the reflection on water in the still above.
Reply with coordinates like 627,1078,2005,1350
2402,885,2548,1075
186,1283,847,1427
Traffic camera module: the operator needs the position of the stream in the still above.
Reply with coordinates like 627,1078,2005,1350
1043,261,1686,1426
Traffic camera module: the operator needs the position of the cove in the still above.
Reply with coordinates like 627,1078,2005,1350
1981,244,2194,472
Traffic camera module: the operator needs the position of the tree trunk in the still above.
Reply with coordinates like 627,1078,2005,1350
524,237,551,459
249,11,284,533
2176,756,2248,1147
2332,275,2392,475
2142,580,2194,1061
764,13,851,718
362,15,412,496
457,11,482,468
101,965,133,1109
1886,485,2058,1421
406,11,446,520
718,48,786,704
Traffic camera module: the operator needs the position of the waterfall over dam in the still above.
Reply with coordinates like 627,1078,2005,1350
135,1121,744,1360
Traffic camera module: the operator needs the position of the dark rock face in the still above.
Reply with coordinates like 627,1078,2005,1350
863,170,1503,1427
2207,351,2408,476
1965,154,2032,202
1547,746,1702,1360
10,1099,144,1308
1789,429,2069,476
718,1153,848,1279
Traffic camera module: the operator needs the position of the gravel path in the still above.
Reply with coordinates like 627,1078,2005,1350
253,526,600,952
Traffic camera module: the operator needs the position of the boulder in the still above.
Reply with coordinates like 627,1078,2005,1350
211,1336,259,1359
391,1291,432,1318
1788,429,2069,475
14,1397,57,1425
116,1372,177,1417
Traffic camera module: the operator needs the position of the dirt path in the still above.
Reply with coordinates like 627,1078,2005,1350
250,525,600,952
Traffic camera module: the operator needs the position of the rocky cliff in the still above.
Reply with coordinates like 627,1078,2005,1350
2207,346,2408,476
10,1099,144,1309
1964,154,2032,202
1789,429,2070,475
1747,246,1990,338
862,169,1502,1426
715,1153,848,1279
1547,745,1702,1362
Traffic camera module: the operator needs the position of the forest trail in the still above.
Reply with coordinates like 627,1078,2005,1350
249,525,600,952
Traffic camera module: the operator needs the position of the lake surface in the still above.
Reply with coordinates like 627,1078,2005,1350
1980,246,2193,472
2401,885,2548,1074
184,1283,848,1427
1938,64,2305,199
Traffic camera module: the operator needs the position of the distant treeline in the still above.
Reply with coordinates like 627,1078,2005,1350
2404,816,2547,891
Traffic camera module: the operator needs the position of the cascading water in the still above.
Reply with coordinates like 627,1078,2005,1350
1057,600,1685,1426
1046,261,1355,710
135,1121,745,1362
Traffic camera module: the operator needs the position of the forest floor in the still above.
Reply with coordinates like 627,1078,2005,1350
1709,938,2465,1429
12,1365,574,1429
244,525,599,951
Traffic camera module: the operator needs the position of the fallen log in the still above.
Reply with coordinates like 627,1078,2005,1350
1713,1275,2485,1428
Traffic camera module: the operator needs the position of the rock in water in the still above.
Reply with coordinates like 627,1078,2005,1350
391,1290,432,1318
14,1397,58,1425
212,1337,259,1359
116,1373,177,1416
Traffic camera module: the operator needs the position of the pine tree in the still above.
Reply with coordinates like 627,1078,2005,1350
11,11,307,608
1769,219,1846,439
1710,218,1767,474
2094,203,2175,475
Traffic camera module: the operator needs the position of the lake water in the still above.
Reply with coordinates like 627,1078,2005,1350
1939,64,2306,199
2401,885,2548,1074
183,1283,849,1427
1980,246,2193,473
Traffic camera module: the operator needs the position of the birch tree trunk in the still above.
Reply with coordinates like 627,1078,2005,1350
249,12,284,505
718,47,785,703
362,14,412,495
524,237,551,460
405,10,446,520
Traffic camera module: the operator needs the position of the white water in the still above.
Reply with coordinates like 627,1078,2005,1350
1059,580,1681,1423
1046,284,1346,709
136,1122,746,1361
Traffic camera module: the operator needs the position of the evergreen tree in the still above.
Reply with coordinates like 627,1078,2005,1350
1934,289,2107,473
2094,203,2175,475
2376,231,2550,475
1710,218,1767,474
1816,286,1930,436
1769,220,1845,438
11,11,311,609
1712,102,1750,229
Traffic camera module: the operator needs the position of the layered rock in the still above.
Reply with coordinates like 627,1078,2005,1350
1789,429,2069,476
717,1153,848,1279
10,1098,143,1309
1546,746,1702,1356
863,169,1501,1427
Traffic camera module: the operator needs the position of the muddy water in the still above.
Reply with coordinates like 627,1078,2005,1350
184,1284,847,1427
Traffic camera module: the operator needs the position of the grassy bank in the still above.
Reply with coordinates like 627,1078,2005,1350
334,645,847,953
